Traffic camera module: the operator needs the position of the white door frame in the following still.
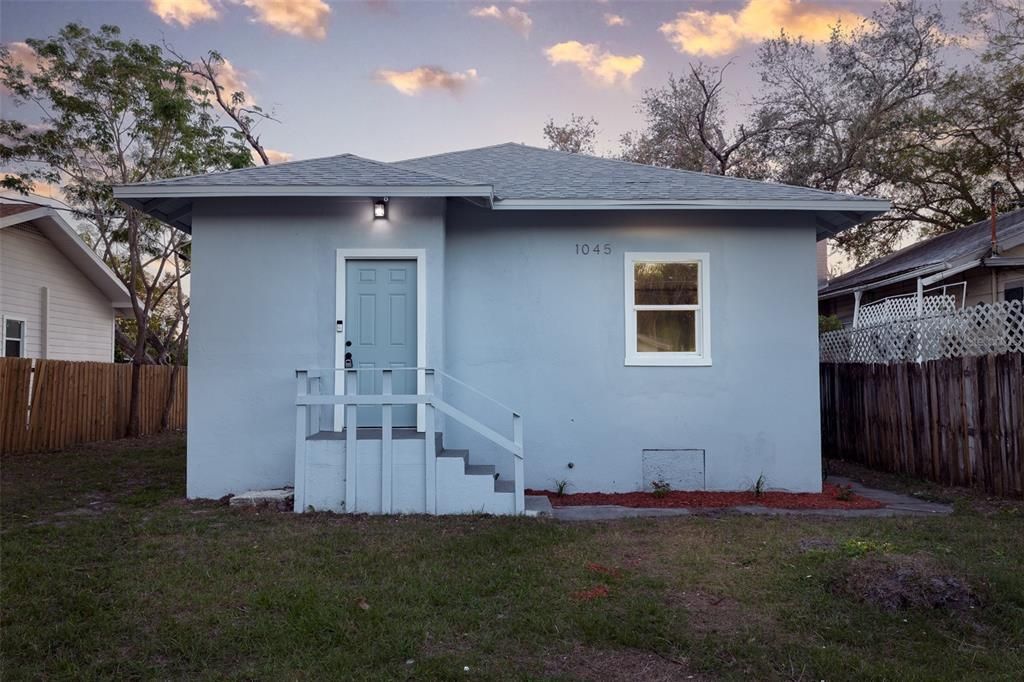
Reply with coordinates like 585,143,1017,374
335,248,427,432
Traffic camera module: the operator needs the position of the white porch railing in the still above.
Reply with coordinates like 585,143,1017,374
294,367,524,514
821,299,1024,364
854,283,965,329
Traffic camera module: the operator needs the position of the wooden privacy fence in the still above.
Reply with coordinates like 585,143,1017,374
821,352,1024,497
0,358,186,455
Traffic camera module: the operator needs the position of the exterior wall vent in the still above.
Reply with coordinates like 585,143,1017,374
642,449,705,491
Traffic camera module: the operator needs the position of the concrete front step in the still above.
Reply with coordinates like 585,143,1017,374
524,494,553,517
466,464,496,477
494,479,515,493
230,488,294,509
438,448,468,462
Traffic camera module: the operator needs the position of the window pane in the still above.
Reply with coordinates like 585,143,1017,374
1007,286,1024,303
634,262,698,305
637,310,696,352
5,339,21,358
5,319,23,339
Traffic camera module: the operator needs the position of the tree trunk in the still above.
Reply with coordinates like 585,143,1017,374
160,363,181,432
127,332,147,438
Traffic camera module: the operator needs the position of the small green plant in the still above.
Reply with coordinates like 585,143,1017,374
835,484,854,501
554,479,570,497
651,479,672,498
818,314,843,332
751,474,767,498
841,538,895,557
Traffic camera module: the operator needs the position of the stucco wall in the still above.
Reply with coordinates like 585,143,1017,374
0,223,115,361
187,197,445,498
442,205,823,493
188,198,823,498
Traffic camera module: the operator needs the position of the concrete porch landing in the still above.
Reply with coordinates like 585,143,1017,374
549,476,953,521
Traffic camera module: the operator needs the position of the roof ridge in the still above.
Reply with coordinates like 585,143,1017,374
120,153,361,187
349,154,485,186
403,142,881,203
508,143,882,202
396,141,521,164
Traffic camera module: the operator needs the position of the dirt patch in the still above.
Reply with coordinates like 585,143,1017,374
528,484,885,510
834,554,981,612
798,537,838,553
666,589,763,636
571,584,611,602
543,643,707,681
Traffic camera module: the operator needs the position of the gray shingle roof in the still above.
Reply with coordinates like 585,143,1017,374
821,209,1024,293
132,153,477,188
115,142,890,234
397,143,881,203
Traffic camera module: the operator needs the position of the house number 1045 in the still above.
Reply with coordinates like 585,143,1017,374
576,243,612,256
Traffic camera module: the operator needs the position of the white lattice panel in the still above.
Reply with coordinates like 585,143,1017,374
855,294,956,328
821,300,1024,363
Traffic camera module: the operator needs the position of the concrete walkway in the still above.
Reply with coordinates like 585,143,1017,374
546,476,952,522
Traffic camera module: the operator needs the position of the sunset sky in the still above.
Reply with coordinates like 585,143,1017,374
2,0,965,165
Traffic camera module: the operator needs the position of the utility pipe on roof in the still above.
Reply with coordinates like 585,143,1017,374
991,182,1002,255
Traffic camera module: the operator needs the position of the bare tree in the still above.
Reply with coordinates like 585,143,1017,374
620,63,778,176
543,114,600,154
168,47,278,166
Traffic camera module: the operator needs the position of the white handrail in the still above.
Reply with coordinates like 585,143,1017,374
295,367,525,514
434,369,518,416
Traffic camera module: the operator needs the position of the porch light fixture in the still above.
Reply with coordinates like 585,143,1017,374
373,198,388,220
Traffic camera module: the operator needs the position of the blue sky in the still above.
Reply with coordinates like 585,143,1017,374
2,0,964,164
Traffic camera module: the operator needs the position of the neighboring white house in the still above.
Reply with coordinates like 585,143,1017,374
0,203,131,361
115,143,888,515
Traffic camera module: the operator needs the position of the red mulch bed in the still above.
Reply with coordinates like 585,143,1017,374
526,483,885,510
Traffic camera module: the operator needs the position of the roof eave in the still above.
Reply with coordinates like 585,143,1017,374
818,263,948,300
113,184,495,199
114,184,497,234
490,198,891,212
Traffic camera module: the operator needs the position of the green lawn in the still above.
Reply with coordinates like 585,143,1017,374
2,436,1023,681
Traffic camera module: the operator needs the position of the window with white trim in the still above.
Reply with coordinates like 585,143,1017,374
2,316,26,358
625,252,711,366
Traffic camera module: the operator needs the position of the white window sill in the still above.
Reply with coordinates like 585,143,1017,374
625,354,712,367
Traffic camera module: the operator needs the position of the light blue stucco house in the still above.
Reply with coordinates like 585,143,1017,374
115,143,888,515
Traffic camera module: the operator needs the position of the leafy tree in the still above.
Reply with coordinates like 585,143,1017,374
752,0,948,261
0,24,252,436
542,114,599,154
621,63,777,177
896,0,1024,237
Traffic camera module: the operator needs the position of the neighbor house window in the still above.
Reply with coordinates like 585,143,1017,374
1006,281,1024,303
625,252,711,366
2,317,26,358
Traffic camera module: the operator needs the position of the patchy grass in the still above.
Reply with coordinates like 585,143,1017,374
2,438,1023,680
